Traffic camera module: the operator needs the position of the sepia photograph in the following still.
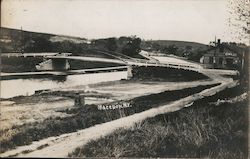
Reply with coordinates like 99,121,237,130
0,0,249,158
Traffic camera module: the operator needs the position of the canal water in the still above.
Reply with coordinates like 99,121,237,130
1,71,128,99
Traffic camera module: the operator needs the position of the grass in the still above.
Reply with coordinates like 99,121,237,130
0,84,218,153
68,85,248,158
131,66,209,82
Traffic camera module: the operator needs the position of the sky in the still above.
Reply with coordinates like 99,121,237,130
1,0,235,44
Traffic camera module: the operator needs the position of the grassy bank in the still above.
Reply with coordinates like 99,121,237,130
1,57,123,73
0,84,218,153
68,85,248,158
1,57,44,72
131,66,208,82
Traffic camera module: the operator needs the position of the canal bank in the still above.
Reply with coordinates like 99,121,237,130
0,79,221,156
0,78,238,157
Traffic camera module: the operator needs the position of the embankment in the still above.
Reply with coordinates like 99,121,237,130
0,83,217,154
70,84,248,158
131,66,208,81
0,80,237,157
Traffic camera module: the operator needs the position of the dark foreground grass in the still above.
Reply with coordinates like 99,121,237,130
0,84,218,153
68,85,248,159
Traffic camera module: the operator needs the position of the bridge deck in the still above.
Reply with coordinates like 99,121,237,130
47,56,127,65
1,53,69,57
1,66,128,77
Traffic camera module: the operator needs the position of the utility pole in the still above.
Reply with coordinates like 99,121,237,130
213,36,217,68
241,50,245,70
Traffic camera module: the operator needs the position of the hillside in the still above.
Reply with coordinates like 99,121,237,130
0,28,141,58
146,40,207,49
141,40,209,62
1,27,214,62
0,27,90,53
141,40,208,52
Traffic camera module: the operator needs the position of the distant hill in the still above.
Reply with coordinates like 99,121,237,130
141,40,208,52
148,40,207,49
0,27,211,62
0,27,90,53
49,35,90,44
141,40,210,62
0,27,143,59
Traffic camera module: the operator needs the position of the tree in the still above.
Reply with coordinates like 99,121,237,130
131,37,142,53
183,45,193,57
161,44,178,55
121,36,141,57
185,45,192,51
228,0,250,44
152,43,161,51
106,38,117,51
25,36,52,52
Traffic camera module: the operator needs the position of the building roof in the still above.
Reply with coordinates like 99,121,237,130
204,43,238,57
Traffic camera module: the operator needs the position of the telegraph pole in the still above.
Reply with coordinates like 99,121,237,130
213,36,217,68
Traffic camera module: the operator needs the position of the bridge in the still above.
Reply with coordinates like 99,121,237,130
2,51,239,78
1,52,72,58
44,51,201,69
43,52,208,73
1,51,201,70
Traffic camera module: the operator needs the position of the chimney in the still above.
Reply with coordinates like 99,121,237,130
217,39,221,45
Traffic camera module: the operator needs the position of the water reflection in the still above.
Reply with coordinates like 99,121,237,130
1,71,127,99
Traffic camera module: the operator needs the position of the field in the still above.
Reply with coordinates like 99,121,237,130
69,85,248,158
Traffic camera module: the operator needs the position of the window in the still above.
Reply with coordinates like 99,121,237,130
209,57,213,63
219,58,223,64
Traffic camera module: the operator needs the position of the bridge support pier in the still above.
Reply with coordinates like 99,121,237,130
52,58,70,70
36,58,70,71
127,65,133,79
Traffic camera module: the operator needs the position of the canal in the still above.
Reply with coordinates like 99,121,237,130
1,71,128,99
